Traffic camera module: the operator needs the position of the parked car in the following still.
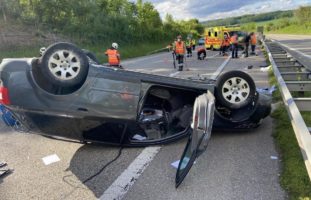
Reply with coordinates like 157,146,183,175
0,42,271,187
198,37,205,46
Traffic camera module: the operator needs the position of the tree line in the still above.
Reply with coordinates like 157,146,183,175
0,0,204,45
202,10,293,27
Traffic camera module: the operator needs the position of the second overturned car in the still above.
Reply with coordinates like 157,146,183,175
0,42,271,187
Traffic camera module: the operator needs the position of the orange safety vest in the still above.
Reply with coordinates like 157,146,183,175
230,35,238,44
222,38,230,47
175,41,185,54
105,49,120,65
251,34,257,45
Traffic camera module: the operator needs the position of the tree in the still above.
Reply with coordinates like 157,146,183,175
294,6,311,26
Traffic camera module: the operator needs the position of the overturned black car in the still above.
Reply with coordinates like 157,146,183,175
0,42,271,186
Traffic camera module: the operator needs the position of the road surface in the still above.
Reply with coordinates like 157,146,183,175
0,47,285,200
268,34,311,56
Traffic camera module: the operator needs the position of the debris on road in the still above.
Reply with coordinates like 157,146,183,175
270,156,278,160
0,161,14,178
260,65,272,72
256,85,277,95
42,154,60,165
0,168,14,178
0,161,7,168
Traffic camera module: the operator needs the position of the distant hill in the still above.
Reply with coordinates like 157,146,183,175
201,10,293,27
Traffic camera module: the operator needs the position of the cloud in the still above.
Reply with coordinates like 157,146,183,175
139,0,311,21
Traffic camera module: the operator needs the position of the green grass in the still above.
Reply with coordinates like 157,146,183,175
271,107,311,200
84,41,170,63
255,18,283,26
267,24,311,35
0,46,42,61
267,57,311,199
0,41,171,64
242,17,311,35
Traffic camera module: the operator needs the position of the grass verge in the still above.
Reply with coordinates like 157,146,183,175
266,23,311,35
79,41,170,64
0,41,170,64
267,57,311,199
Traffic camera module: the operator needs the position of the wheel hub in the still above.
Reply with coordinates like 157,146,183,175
222,77,250,104
48,50,81,80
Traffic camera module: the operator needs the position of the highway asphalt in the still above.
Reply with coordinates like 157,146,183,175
268,34,311,56
0,46,285,200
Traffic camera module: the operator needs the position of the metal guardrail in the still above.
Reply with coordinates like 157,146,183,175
263,39,311,180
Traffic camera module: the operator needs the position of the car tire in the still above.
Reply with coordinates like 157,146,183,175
215,70,257,109
40,42,89,87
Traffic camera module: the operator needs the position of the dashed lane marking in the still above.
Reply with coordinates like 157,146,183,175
169,71,180,77
99,147,161,200
202,56,231,79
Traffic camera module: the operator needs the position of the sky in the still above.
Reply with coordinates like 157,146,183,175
136,0,311,21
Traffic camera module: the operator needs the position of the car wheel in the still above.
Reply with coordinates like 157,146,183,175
40,42,89,87
215,70,257,109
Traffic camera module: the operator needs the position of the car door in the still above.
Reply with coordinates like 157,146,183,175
175,91,215,187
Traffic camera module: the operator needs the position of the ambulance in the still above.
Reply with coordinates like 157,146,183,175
204,26,241,50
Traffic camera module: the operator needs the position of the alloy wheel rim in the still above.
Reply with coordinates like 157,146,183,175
48,50,81,80
221,77,250,104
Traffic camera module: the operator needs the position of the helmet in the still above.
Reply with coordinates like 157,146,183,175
39,47,46,56
112,42,118,49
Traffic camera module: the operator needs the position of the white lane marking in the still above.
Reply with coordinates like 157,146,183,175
208,53,219,58
202,56,231,79
99,147,161,200
169,71,180,77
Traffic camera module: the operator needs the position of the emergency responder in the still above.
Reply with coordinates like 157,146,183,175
244,32,251,57
230,33,238,58
192,38,196,50
197,47,206,60
250,32,257,55
105,42,122,68
173,35,186,71
185,37,192,57
220,34,230,56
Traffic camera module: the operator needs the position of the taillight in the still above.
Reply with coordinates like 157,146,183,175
0,87,10,105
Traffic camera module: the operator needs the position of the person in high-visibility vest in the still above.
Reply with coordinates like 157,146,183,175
185,37,192,57
192,39,196,50
173,35,186,71
244,33,251,57
105,42,122,68
197,47,206,60
230,33,238,58
250,32,257,55
220,34,230,56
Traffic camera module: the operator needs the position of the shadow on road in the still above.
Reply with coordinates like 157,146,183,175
62,143,141,198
